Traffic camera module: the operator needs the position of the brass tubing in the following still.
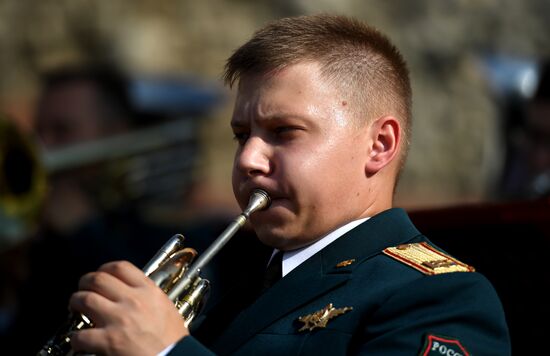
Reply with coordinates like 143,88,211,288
167,189,270,301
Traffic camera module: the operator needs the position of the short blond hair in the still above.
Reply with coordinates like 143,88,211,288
224,14,412,171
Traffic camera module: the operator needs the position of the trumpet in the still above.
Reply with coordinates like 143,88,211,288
38,189,271,356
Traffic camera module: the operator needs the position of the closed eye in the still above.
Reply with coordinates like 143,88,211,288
273,126,305,141
275,126,296,134
275,125,306,134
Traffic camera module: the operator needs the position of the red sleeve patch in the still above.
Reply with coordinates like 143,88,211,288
420,334,470,356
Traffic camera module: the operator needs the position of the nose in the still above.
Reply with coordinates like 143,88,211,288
234,136,272,177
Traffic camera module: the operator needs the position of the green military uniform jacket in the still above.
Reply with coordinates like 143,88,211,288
169,208,511,355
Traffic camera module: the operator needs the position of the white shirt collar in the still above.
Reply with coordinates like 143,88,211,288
270,217,370,277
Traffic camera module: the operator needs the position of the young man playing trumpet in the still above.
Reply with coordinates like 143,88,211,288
68,15,511,355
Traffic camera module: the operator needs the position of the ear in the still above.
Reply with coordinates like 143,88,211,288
364,116,401,175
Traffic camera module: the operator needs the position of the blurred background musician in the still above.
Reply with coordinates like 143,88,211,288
1,64,252,354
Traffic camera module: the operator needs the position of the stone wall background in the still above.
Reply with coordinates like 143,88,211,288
1,0,549,213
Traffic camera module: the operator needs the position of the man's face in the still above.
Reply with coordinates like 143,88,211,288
35,81,104,149
231,62,371,250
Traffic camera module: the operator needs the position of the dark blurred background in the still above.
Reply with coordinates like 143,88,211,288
0,0,549,354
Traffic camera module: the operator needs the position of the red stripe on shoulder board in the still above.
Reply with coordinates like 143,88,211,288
421,334,470,356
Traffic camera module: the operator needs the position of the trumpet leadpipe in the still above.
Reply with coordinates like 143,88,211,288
167,189,270,301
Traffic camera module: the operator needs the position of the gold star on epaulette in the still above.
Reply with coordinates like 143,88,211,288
297,303,353,332
383,242,475,275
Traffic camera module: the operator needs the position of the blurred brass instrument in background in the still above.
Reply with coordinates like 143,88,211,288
38,189,270,355
0,116,47,250
42,118,202,211
0,116,204,244
0,113,204,248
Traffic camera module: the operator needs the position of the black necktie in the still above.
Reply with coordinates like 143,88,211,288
261,250,284,292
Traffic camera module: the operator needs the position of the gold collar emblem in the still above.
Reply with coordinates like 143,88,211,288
335,259,355,268
297,303,353,332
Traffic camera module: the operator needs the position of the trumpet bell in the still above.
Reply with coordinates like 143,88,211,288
0,115,47,250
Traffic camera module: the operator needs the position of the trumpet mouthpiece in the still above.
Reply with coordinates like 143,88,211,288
243,189,271,217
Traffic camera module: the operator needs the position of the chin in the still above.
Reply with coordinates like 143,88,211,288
253,226,289,249
254,225,311,251
248,202,304,249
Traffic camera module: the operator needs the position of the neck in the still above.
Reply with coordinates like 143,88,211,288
357,185,393,220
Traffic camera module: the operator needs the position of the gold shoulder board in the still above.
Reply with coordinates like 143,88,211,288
383,242,475,275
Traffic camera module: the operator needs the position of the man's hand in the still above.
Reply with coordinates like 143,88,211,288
69,261,189,356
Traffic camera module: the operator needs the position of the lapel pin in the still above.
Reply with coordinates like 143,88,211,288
297,303,353,332
336,259,355,268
